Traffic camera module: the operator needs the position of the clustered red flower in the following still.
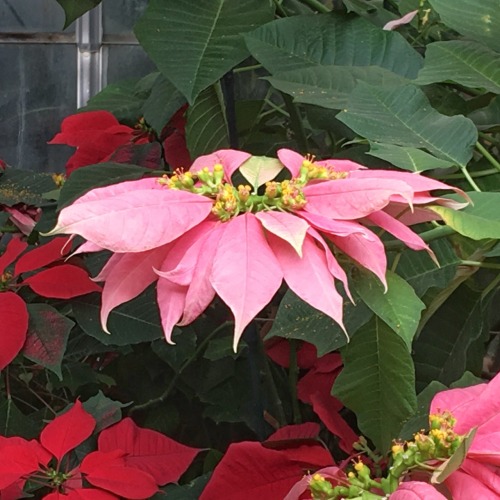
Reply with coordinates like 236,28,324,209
0,401,200,499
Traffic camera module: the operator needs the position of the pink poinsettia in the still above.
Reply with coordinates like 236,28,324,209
0,401,201,499
428,372,500,498
44,148,465,350
0,235,101,370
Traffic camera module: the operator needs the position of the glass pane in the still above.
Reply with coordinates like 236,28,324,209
0,45,77,172
0,0,72,32
103,0,148,34
105,45,156,83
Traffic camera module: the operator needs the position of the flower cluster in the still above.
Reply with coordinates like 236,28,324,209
45,148,466,350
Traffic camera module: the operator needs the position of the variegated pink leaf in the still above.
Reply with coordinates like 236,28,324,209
210,214,283,350
303,178,413,220
269,233,345,334
45,178,212,252
255,211,309,257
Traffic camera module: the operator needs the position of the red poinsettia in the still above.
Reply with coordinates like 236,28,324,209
0,401,201,499
0,236,101,370
49,109,191,176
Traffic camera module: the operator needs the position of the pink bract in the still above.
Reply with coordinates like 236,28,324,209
429,372,500,498
45,148,466,349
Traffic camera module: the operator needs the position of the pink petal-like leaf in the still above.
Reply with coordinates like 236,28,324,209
444,467,500,499
98,418,201,485
366,210,433,254
255,211,309,257
14,237,70,275
269,233,345,335
299,211,371,237
391,481,447,499
156,278,188,344
45,178,213,252
0,292,28,370
99,246,170,332
23,264,101,299
200,442,304,500
458,459,500,494
315,158,366,172
276,149,304,178
81,451,158,499
67,241,105,259
383,10,418,30
179,224,225,326
189,149,251,182
303,178,413,220
210,214,283,350
40,401,96,462
0,237,27,274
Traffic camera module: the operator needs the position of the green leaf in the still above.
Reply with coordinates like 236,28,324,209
468,96,500,130
413,286,488,390
267,66,408,110
428,192,500,240
245,14,422,78
338,83,478,167
353,270,425,350
186,85,230,158
72,287,163,346
367,142,455,172
134,0,274,104
152,328,197,371
56,0,101,28
238,156,284,190
157,474,212,500
83,391,128,433
399,380,447,440
428,0,500,53
143,75,186,132
416,41,500,94
392,238,459,297
0,397,42,438
0,169,58,207
266,289,373,356
332,317,417,452
432,428,477,484
22,304,74,380
81,80,147,124
58,163,153,210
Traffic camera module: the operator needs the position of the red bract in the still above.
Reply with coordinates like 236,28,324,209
48,111,140,176
97,417,201,484
45,149,466,351
0,402,197,499
0,236,100,369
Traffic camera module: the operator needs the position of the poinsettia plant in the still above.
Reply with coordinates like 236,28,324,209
1,0,500,498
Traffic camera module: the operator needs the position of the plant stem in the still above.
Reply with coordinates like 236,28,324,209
233,63,263,74
482,273,500,300
437,168,499,180
129,322,232,414
0,226,19,233
384,225,456,250
300,0,331,13
460,260,500,270
478,132,500,148
281,92,309,152
263,98,289,117
459,165,482,192
476,141,500,173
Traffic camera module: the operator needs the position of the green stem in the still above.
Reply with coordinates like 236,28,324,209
460,165,482,192
300,0,331,13
288,340,301,424
460,260,500,270
0,226,20,233
233,63,264,74
129,322,232,414
476,141,500,173
478,132,500,148
281,92,309,152
272,0,288,16
263,98,289,118
437,168,499,180
482,273,500,300
384,225,456,251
